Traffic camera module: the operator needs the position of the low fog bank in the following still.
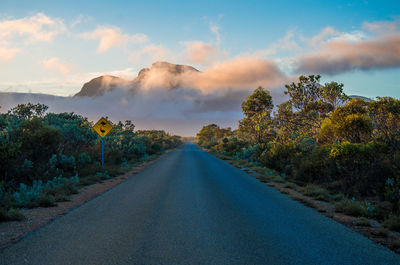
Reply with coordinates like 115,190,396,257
0,85,287,136
0,58,292,136
0,89,245,136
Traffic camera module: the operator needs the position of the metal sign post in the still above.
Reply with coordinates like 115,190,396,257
93,117,113,168
101,138,104,167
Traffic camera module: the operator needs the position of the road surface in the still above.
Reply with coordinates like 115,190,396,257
1,143,399,264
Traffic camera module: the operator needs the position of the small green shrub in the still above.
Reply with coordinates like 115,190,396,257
300,184,330,201
356,217,371,227
331,193,346,202
335,199,366,216
335,199,377,217
383,215,400,232
284,183,297,190
38,193,56,207
0,207,25,221
272,175,285,183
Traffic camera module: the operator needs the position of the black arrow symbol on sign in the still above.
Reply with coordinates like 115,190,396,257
100,121,106,126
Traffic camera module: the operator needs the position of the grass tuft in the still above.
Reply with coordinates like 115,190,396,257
283,183,297,190
356,217,371,227
299,184,330,201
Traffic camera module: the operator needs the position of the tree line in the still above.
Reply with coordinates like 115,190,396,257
0,103,182,221
197,75,400,225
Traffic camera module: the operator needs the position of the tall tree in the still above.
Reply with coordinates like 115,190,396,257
239,86,274,143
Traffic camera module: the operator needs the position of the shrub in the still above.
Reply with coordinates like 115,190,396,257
383,215,400,232
292,145,333,183
0,207,25,221
14,181,43,208
331,193,346,202
335,199,378,218
259,142,296,173
299,184,330,201
329,141,391,196
13,175,79,208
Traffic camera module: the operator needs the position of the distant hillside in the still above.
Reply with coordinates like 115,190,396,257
348,95,372,102
74,75,132,97
74,62,200,97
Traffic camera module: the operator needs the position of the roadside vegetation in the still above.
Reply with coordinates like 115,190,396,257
0,103,182,221
196,75,400,233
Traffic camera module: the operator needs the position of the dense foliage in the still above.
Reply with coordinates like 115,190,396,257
0,103,182,221
197,76,400,216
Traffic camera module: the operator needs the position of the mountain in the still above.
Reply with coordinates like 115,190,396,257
74,75,131,97
74,62,200,97
348,95,372,102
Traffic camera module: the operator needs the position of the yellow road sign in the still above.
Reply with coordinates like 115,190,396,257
93,117,113,137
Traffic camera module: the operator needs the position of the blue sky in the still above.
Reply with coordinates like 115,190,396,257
0,0,399,98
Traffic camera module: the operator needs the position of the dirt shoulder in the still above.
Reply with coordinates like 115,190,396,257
0,151,171,249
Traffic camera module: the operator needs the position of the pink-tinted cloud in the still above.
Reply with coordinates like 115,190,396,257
363,20,400,36
185,56,289,93
130,44,171,64
81,27,148,53
137,57,290,95
42,57,72,75
0,46,19,62
295,34,400,75
0,13,65,43
182,41,226,65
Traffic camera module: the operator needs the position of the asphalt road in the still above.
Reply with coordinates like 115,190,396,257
1,143,399,264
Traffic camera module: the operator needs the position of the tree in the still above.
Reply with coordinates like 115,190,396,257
369,97,400,150
283,75,344,142
9,103,48,119
239,86,274,143
196,124,232,148
319,99,373,143
322,81,348,110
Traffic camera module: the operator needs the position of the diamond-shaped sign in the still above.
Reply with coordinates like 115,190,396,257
93,117,113,138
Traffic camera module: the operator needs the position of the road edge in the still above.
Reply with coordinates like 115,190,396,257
0,147,181,249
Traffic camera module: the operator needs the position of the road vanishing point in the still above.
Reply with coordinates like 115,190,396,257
1,143,399,264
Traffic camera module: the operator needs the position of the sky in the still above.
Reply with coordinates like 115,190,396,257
0,0,399,135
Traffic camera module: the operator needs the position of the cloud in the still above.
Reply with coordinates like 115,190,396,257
81,27,148,53
130,44,171,63
42,57,72,75
70,14,92,27
0,46,19,62
0,13,66,43
182,41,227,65
209,22,221,45
183,56,290,94
363,19,400,36
295,34,400,75
134,56,291,99
308,27,340,46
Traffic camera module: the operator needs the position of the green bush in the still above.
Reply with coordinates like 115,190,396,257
0,207,25,221
299,184,330,201
259,142,296,173
383,215,400,232
335,199,378,218
329,141,392,196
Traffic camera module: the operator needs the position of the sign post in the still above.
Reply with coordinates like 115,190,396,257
101,138,104,167
93,117,113,167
